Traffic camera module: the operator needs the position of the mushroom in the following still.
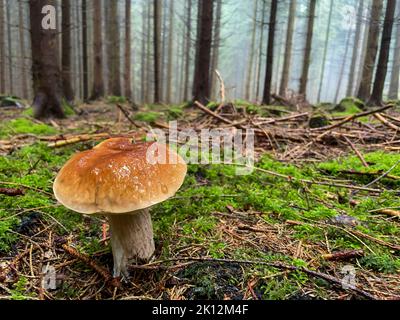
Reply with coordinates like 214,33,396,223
53,138,187,278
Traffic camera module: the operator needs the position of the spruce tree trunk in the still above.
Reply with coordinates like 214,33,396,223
6,0,13,94
183,0,192,101
108,0,121,96
29,0,65,119
210,0,222,101
334,29,352,103
0,0,4,93
262,0,278,105
346,0,364,97
357,0,383,101
279,0,296,97
166,0,174,103
369,0,396,105
255,0,267,102
245,0,258,101
388,6,400,100
192,0,214,104
81,0,88,101
317,0,333,102
153,0,162,103
18,0,28,98
124,0,132,100
299,0,316,98
61,0,74,102
90,0,104,100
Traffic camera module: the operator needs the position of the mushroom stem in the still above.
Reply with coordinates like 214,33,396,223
107,208,155,278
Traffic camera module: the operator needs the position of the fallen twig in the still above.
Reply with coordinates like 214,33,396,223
116,104,139,127
194,100,233,125
342,136,369,167
61,243,120,288
322,249,364,261
0,187,24,196
373,113,400,131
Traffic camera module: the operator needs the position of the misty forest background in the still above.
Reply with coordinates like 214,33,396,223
0,0,399,116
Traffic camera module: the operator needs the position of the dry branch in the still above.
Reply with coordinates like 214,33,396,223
61,243,121,287
322,249,364,261
0,188,24,196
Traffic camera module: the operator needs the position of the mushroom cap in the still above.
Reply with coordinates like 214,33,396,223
53,138,187,214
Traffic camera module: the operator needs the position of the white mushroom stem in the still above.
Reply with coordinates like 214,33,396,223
107,208,155,278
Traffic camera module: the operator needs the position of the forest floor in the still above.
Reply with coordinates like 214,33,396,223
0,97,399,300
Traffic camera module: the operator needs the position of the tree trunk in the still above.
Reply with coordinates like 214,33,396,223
262,0,278,105
107,0,121,96
192,0,214,104
388,5,400,100
29,0,64,119
279,0,296,97
357,0,383,101
141,4,147,103
61,0,74,102
245,0,258,101
6,0,12,94
90,0,104,100
334,29,352,103
346,0,364,97
124,0,132,99
0,0,6,93
75,1,82,99
369,0,396,105
316,0,333,102
299,0,316,98
183,0,192,101
18,0,28,98
0,0,4,93
81,0,88,101
153,0,162,103
166,0,174,103
255,0,267,102
210,0,222,100
146,2,152,102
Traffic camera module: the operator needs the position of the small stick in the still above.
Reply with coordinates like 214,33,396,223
194,101,233,125
365,160,400,187
373,113,400,131
0,181,52,197
61,244,120,288
116,104,138,127
322,249,364,261
342,136,369,167
215,69,226,103
0,187,24,196
374,209,400,218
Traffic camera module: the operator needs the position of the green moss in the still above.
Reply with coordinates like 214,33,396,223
0,118,57,138
106,96,127,104
133,111,161,123
360,254,400,273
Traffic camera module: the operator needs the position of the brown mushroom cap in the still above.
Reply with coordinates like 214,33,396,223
53,138,187,214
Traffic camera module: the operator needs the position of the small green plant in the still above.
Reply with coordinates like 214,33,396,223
10,276,36,300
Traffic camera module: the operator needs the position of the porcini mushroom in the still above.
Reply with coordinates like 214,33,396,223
53,138,187,278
